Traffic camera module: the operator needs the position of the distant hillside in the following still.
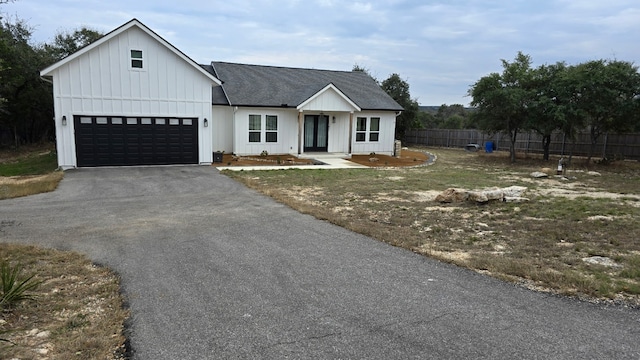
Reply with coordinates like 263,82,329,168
419,105,475,114
419,106,440,114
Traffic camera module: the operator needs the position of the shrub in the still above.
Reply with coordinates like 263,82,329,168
0,261,41,310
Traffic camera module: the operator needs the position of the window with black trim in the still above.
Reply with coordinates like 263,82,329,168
130,49,143,69
249,115,261,142
369,117,380,142
356,117,367,142
266,115,278,142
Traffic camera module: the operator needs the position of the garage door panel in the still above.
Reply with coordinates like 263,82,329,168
74,116,198,167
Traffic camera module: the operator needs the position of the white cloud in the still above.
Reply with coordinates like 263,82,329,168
2,0,639,105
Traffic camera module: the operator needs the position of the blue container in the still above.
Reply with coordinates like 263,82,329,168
485,141,494,153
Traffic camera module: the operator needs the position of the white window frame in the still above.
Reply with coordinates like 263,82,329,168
129,48,145,70
355,117,381,142
355,117,367,142
265,115,278,143
248,114,279,143
369,117,380,142
249,114,261,143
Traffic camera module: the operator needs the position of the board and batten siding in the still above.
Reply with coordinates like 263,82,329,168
212,105,234,153
326,113,350,153
50,26,215,168
350,112,397,155
298,87,359,113
233,108,299,156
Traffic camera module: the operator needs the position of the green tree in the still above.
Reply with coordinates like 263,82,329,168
565,60,640,161
469,52,534,162
0,18,53,146
435,104,469,129
416,111,436,128
381,73,419,139
44,27,103,61
528,62,567,160
0,15,103,147
352,63,377,83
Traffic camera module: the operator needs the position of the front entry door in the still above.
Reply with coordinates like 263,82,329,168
304,115,329,152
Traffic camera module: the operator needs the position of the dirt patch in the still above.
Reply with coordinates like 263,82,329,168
212,154,316,167
211,150,431,168
350,150,430,167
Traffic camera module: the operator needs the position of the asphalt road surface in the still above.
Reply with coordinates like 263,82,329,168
1,167,638,359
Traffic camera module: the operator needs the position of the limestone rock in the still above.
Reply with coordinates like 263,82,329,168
435,188,469,203
436,186,528,203
504,196,530,202
531,171,548,178
582,256,622,268
503,186,527,198
484,188,506,200
468,191,489,203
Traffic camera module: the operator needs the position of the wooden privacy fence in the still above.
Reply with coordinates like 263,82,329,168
404,129,640,160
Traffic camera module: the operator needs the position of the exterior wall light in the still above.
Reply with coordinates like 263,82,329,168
62,115,67,125
204,118,208,127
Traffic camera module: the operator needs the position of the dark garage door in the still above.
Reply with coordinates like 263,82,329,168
74,115,198,167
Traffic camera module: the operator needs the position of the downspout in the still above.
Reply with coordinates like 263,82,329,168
233,106,238,155
348,112,353,154
298,111,303,155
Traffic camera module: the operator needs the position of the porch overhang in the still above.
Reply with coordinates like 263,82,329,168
296,83,361,112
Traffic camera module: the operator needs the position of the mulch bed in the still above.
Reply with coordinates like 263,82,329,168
212,150,431,168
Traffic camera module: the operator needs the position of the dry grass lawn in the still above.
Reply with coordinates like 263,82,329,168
0,172,64,200
0,244,128,359
0,144,63,200
225,147,640,306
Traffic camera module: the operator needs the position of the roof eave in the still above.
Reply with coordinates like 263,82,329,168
296,83,362,112
40,19,222,86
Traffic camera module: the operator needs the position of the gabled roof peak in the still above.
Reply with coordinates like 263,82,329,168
41,18,221,85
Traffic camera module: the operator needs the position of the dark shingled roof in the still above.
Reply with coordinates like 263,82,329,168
207,62,403,111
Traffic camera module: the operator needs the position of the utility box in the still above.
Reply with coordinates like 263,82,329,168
213,151,224,163
394,140,402,157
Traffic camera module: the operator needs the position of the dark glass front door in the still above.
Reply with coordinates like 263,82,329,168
304,115,329,152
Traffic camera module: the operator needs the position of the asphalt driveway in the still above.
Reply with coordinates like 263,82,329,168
1,167,638,359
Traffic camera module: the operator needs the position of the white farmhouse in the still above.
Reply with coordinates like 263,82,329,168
41,19,403,169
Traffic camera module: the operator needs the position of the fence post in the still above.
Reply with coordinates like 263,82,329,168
602,133,608,159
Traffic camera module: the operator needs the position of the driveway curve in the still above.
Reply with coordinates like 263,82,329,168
1,166,638,359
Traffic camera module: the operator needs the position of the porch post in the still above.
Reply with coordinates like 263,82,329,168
298,111,303,155
348,112,354,154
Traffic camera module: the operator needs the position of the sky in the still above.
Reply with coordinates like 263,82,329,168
2,0,639,106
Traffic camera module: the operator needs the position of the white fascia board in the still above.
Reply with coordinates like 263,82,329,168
40,19,221,86
296,83,361,112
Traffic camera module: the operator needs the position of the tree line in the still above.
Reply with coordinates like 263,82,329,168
468,52,640,162
0,6,102,147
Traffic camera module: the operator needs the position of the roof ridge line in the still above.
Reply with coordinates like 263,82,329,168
211,61,355,74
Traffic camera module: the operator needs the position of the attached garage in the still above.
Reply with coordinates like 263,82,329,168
40,19,222,169
74,116,198,167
